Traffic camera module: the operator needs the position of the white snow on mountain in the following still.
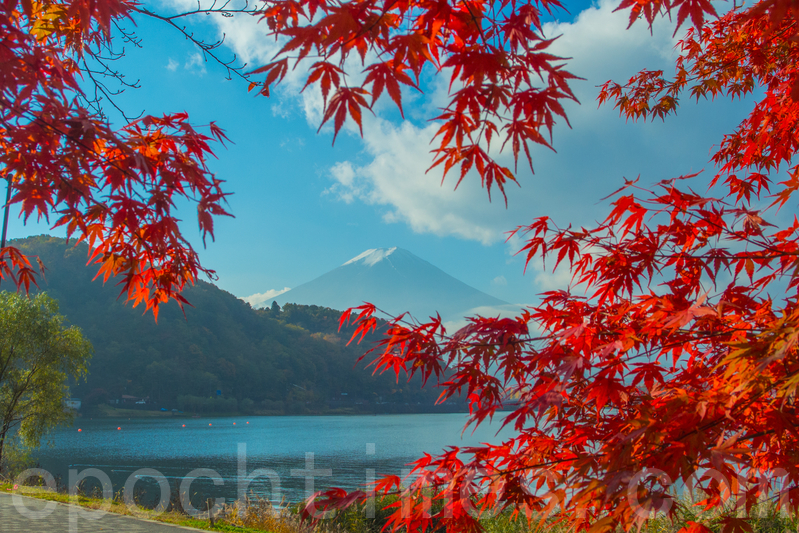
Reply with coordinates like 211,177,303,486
342,247,397,267
253,247,509,321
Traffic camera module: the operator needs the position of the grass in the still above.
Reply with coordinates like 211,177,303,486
2,480,798,533
639,493,799,533
0,481,264,532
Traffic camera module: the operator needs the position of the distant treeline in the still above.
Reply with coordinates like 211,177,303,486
13,236,460,415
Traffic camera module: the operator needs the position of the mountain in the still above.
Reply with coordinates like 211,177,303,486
7,236,451,415
269,247,508,320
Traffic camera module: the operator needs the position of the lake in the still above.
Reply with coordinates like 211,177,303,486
30,413,516,505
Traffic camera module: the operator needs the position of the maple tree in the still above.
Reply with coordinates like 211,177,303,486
246,0,799,531
0,0,232,318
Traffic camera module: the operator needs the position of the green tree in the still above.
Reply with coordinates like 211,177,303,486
0,292,92,473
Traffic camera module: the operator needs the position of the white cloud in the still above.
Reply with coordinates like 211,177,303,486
166,58,179,71
184,52,207,76
156,0,368,127
279,137,306,152
327,161,359,204
442,303,532,331
161,0,744,249
492,276,508,286
319,0,707,244
325,118,505,244
241,287,291,308
530,258,580,293
272,102,292,119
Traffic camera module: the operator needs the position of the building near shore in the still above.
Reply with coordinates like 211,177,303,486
64,398,81,410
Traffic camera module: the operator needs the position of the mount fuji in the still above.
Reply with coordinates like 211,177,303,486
262,247,508,321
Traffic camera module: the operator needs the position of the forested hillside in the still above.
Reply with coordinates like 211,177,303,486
11,236,451,415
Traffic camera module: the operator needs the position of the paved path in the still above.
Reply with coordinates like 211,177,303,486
0,492,210,532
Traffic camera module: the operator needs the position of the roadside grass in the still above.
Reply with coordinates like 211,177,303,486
0,482,263,532
639,493,799,533
2,481,798,533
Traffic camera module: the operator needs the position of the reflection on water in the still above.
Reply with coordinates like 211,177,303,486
33,413,515,503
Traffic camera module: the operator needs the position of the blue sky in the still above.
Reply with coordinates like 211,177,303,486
7,0,751,314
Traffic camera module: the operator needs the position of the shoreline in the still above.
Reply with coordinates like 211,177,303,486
79,404,474,419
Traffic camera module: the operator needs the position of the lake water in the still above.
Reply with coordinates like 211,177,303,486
31,413,516,505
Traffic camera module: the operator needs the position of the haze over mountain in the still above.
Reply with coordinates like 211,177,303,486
252,247,508,321
8,236,449,415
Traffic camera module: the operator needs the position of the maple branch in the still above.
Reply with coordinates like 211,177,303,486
112,19,143,48
159,0,260,20
0,106,144,206
0,89,226,208
79,57,143,123
603,14,798,124
132,7,252,83
1,177,10,249
635,367,799,467
419,375,797,508
461,1,491,48
0,94,227,303
341,0,396,61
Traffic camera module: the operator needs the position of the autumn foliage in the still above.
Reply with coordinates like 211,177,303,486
0,0,231,317
6,0,799,529
254,0,584,200
249,0,799,532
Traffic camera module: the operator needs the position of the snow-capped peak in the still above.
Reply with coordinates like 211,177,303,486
343,247,398,267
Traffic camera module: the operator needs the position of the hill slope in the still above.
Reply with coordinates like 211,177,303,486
272,247,507,320
10,236,449,415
